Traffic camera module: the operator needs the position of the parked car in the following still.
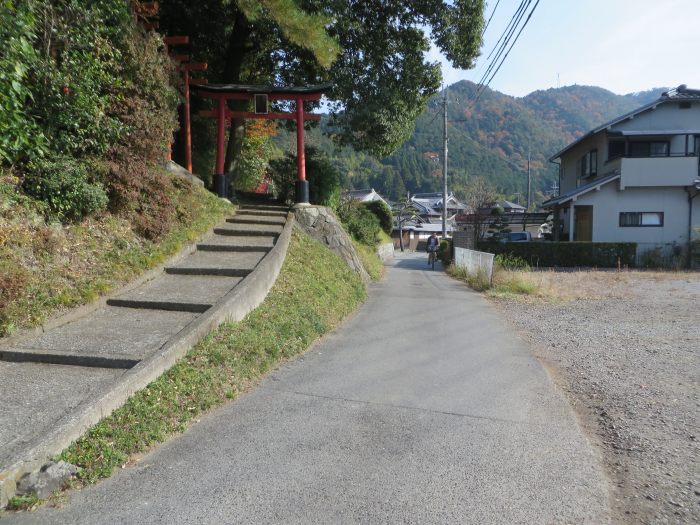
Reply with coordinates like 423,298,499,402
501,231,532,242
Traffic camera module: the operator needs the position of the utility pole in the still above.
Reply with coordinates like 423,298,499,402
442,88,448,238
526,150,531,211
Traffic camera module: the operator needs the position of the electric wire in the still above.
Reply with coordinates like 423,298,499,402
481,0,502,37
474,0,541,106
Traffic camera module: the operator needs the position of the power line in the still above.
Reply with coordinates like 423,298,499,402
485,0,528,61
473,0,531,102
481,0,502,37
470,0,541,109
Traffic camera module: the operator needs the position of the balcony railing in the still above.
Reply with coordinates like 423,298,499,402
619,156,699,188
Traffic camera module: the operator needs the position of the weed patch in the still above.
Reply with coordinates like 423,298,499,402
58,228,365,486
6,494,39,511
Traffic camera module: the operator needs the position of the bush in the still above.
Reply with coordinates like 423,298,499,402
437,239,452,265
269,146,340,206
336,200,380,246
494,253,530,271
478,241,637,268
107,159,174,240
362,200,393,235
23,157,108,222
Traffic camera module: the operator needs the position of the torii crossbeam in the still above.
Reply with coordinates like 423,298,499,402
192,83,331,204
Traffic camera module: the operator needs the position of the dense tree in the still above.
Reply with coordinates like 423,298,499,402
160,0,485,179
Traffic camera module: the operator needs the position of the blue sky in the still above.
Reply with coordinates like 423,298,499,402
429,0,700,97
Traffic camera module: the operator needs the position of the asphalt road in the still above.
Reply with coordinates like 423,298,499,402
8,252,611,524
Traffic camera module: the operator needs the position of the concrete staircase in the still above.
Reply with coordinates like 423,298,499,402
0,203,292,505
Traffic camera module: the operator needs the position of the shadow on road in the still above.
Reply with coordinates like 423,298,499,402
391,251,443,271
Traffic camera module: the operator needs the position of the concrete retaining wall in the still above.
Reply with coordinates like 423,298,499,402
454,247,495,283
376,243,394,262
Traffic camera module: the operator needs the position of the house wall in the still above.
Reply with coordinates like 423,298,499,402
560,133,609,193
620,156,699,188
613,101,700,134
563,184,700,255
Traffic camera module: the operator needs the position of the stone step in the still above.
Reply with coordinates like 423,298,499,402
199,235,276,249
213,227,280,237
0,348,140,369
239,204,288,212
109,273,243,308
12,307,198,362
197,244,271,253
165,267,252,277
236,210,288,217
106,298,212,314
225,217,286,226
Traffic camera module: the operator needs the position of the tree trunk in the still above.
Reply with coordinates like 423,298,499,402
222,12,249,183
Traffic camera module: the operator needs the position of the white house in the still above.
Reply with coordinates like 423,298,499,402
543,85,700,263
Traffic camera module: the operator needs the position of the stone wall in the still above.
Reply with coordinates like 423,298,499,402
294,206,370,284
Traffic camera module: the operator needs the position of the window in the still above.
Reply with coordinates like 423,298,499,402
619,212,664,227
608,140,625,159
580,149,598,178
628,141,670,157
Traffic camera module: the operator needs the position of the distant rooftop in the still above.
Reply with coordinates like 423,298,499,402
661,84,700,101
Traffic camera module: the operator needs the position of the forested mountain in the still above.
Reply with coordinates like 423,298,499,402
283,81,668,207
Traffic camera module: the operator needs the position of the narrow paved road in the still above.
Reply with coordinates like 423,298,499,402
10,252,610,524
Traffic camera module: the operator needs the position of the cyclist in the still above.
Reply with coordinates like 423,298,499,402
426,232,439,265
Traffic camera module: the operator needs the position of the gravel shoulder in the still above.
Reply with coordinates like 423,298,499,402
490,271,700,524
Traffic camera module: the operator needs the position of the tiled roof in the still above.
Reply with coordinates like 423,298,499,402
661,85,700,101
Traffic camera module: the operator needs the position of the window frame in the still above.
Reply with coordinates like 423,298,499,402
619,211,664,227
580,149,598,178
628,140,670,158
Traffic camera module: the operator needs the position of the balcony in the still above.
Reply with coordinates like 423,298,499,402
619,156,699,188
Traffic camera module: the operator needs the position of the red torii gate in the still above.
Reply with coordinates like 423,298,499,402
191,83,331,204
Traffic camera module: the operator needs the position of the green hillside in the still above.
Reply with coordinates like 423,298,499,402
290,81,667,206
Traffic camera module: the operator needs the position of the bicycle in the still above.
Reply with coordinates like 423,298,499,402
427,247,437,270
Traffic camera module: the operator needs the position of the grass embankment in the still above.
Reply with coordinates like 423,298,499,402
0,173,231,336
54,228,365,489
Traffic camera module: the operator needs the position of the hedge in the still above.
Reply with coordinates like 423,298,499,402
477,241,637,268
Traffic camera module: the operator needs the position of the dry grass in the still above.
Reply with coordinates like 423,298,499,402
492,268,698,302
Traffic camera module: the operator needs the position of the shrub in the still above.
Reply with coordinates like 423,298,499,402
362,200,393,235
494,253,530,271
23,157,108,222
437,239,452,265
478,241,637,268
336,200,380,246
106,159,174,240
269,146,340,206
0,1,44,164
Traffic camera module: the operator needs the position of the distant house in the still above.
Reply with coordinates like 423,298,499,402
389,193,466,250
410,192,468,220
544,85,700,262
341,188,388,206
494,200,526,213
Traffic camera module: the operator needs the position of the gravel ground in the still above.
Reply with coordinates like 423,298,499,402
490,272,699,524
